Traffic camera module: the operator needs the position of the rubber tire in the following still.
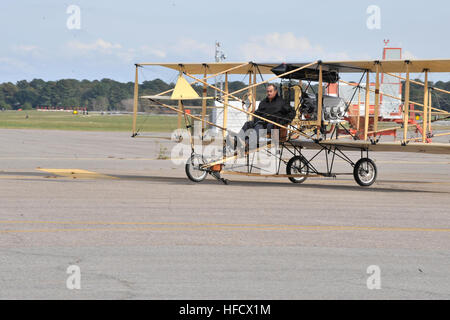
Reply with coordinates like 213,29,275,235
286,155,308,184
353,158,377,187
185,154,208,183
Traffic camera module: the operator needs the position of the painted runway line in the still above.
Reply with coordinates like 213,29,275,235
0,220,449,234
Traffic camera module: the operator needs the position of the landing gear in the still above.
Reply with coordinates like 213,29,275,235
353,158,377,187
286,155,309,184
185,154,228,184
210,171,229,185
185,154,208,183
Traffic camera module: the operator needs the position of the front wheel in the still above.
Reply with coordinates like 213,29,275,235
185,154,208,182
353,158,377,187
286,155,309,184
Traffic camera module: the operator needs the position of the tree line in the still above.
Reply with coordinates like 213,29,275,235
0,77,449,112
0,78,262,112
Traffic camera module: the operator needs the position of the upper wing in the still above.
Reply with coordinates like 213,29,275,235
318,59,450,73
136,62,275,74
137,59,450,74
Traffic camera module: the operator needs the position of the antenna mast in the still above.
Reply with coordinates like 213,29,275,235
214,41,226,98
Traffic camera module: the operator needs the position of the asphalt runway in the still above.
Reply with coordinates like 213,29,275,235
0,129,449,299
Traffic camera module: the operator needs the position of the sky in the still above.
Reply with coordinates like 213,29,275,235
0,0,449,83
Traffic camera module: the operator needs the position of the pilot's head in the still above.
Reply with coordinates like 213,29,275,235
266,84,278,101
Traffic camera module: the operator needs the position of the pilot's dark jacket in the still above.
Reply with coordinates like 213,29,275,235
254,93,295,124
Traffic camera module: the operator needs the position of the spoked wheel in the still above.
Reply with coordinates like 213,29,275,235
185,154,208,183
286,155,309,184
353,158,377,187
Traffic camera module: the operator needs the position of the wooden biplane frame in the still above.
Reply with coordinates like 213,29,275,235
132,59,450,187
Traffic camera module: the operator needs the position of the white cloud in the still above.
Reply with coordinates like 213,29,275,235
139,46,167,59
118,46,167,63
402,50,417,60
0,57,32,73
11,45,44,59
172,38,212,57
64,39,168,64
239,32,350,62
67,38,122,53
12,45,39,53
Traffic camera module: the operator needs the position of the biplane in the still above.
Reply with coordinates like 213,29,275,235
131,56,450,187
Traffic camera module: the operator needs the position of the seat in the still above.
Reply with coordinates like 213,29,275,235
266,125,291,142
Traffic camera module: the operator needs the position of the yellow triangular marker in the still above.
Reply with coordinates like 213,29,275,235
171,76,200,100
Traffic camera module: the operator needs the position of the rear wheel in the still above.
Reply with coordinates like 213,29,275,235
185,154,208,182
286,155,309,184
353,158,377,187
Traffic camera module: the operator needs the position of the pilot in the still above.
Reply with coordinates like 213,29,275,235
231,83,295,149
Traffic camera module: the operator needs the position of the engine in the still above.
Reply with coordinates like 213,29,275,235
298,92,346,122
322,95,347,122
